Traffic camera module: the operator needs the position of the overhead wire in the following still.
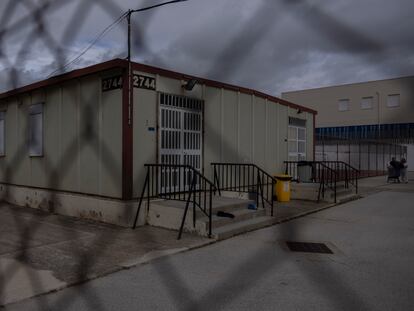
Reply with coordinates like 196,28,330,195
47,0,189,78
48,10,129,77
131,0,188,13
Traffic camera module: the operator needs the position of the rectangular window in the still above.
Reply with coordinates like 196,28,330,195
29,103,43,156
387,94,400,107
0,111,5,156
338,99,349,111
360,97,373,110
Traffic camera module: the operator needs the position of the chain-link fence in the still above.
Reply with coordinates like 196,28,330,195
316,140,407,177
0,0,405,310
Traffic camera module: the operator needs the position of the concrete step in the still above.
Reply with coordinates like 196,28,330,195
213,216,274,240
199,207,267,229
148,195,267,238
337,193,361,204
196,196,256,216
329,188,353,198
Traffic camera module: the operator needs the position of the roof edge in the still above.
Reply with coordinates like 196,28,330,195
282,74,414,95
0,58,317,114
0,58,127,100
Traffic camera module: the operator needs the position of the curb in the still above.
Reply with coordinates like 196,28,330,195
1,238,215,308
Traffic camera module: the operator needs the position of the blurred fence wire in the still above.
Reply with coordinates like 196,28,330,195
0,0,388,310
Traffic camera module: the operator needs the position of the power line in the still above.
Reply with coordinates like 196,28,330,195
48,0,189,78
131,0,188,14
48,10,128,77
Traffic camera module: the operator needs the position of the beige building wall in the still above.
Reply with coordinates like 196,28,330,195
0,61,315,204
132,70,314,197
0,69,123,199
282,76,414,128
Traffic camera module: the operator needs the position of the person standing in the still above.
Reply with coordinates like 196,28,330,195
400,158,408,183
389,157,401,182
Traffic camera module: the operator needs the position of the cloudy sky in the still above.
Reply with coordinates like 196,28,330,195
0,0,413,96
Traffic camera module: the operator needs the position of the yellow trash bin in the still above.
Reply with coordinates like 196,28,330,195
275,174,292,202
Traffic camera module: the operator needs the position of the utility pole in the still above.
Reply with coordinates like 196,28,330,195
125,1,187,126
127,10,132,125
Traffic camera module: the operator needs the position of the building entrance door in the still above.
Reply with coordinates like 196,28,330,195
159,93,203,192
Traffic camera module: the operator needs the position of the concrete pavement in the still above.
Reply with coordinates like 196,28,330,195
1,172,412,308
0,204,211,306
0,195,341,307
4,177,414,311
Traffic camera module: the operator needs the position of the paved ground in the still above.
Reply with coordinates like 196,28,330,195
0,204,211,306
4,174,414,311
1,172,412,309
0,195,335,307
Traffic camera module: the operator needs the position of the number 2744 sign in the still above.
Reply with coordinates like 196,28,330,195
102,74,156,92
133,74,156,90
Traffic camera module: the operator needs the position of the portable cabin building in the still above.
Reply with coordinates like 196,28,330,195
0,59,316,226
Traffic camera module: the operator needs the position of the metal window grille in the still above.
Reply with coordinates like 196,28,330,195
159,93,203,192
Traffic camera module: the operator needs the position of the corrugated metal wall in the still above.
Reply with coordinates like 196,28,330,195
0,71,123,198
132,70,314,197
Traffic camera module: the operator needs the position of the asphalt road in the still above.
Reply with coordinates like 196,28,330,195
5,189,414,311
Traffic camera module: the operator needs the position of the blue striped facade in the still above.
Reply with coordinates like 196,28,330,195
316,123,414,141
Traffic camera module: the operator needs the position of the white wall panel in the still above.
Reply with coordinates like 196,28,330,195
60,81,80,192
132,83,158,197
222,89,238,162
79,76,100,195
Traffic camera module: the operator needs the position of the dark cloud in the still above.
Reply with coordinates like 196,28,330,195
0,0,413,95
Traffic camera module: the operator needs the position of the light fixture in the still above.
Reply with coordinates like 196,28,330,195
297,109,303,114
182,79,198,91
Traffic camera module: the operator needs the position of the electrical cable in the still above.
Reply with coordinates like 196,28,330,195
48,10,129,77
48,0,189,77
131,0,188,13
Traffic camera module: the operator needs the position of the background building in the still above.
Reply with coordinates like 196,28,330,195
282,76,414,174
0,59,316,226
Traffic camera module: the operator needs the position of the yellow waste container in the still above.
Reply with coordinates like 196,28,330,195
275,174,292,202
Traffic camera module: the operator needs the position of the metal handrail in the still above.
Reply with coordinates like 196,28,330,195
210,163,276,216
132,164,216,239
317,162,338,203
284,160,360,203
320,161,359,193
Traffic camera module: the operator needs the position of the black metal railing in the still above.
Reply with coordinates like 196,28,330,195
211,163,276,216
132,164,216,239
316,162,338,202
284,161,359,203
321,161,359,193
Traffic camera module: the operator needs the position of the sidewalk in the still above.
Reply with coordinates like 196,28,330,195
0,204,211,306
358,171,414,195
2,172,412,306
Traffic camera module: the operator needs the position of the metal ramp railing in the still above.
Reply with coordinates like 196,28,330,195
132,164,216,239
210,163,276,217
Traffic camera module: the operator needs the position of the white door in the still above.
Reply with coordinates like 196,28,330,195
159,93,203,192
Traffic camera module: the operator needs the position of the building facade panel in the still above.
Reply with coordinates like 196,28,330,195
0,70,124,199
132,72,158,198
100,80,123,198
282,76,414,128
238,92,254,164
221,89,238,163
60,81,80,192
